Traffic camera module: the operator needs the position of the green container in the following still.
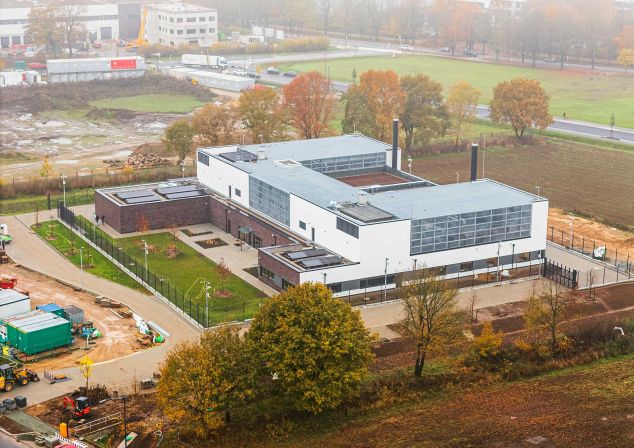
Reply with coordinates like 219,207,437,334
14,60,26,70
5,311,72,355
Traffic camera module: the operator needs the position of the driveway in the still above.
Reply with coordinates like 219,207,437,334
1,212,201,406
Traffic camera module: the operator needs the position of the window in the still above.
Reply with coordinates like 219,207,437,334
486,257,497,267
282,279,293,290
186,17,196,22
459,261,473,272
197,152,209,166
336,217,359,238
169,17,174,22
199,28,206,34
209,16,215,21
299,221,306,230
199,16,206,22
186,29,196,34
260,266,274,281
249,177,290,226
170,41,175,46
177,30,183,35
208,28,215,33
234,188,241,197
169,29,174,34
327,283,342,293
177,18,183,23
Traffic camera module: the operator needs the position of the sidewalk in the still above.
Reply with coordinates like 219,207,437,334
1,211,201,406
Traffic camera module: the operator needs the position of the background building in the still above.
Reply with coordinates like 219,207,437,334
144,2,218,48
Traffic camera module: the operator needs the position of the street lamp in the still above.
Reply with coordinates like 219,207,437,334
99,396,128,447
511,243,516,275
61,173,67,206
384,258,389,301
569,215,574,250
79,247,84,291
455,171,460,183
141,239,148,280
408,156,413,173
496,242,501,282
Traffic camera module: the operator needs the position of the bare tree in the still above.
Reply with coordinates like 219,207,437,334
57,4,86,58
317,0,336,35
540,283,574,357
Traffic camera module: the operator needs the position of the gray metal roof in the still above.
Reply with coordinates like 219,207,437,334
339,204,395,223
201,134,392,162
0,289,29,306
6,310,69,332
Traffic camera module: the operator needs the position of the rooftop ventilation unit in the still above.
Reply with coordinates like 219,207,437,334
357,190,369,206
257,147,266,160
275,159,302,168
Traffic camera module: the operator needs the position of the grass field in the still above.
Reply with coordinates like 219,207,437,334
411,133,634,230
89,93,205,113
279,55,634,128
276,355,634,447
116,232,265,325
32,221,147,293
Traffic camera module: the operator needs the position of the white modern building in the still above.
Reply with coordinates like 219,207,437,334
144,2,218,48
195,132,548,296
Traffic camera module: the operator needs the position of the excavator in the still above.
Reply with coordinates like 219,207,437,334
63,395,91,420
125,2,149,52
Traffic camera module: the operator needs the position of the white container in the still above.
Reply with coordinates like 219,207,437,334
0,290,31,320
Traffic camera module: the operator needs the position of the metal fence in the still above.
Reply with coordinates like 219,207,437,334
547,225,633,274
58,201,210,328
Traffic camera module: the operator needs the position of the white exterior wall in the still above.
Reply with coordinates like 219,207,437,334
197,152,250,208
146,3,218,48
0,7,29,47
0,292,31,320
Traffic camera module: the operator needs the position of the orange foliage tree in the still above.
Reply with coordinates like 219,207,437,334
490,77,553,140
282,71,334,139
238,87,288,143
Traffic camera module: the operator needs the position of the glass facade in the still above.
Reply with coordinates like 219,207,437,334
410,204,532,255
249,177,290,226
301,152,386,174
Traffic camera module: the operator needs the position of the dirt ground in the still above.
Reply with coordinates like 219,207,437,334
0,264,146,371
549,208,634,256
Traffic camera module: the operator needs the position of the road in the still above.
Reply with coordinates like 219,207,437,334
0,431,22,447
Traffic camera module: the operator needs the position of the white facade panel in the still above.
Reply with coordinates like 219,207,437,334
197,153,250,207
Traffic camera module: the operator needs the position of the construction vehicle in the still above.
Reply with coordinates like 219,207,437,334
0,364,39,391
125,2,149,52
63,395,91,419
0,223,12,244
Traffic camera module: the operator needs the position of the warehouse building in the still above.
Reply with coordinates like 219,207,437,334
96,129,548,297
163,67,254,91
144,2,218,48
47,56,147,83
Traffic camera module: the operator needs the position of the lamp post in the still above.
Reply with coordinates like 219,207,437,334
496,242,501,282
79,247,84,291
408,156,412,173
61,174,67,206
455,171,460,183
205,281,210,328
141,239,148,280
322,272,327,286
99,396,128,447
511,243,516,275
384,258,389,301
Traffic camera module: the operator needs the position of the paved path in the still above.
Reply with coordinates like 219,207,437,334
1,212,201,406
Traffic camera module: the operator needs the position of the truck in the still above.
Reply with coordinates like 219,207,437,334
181,54,227,70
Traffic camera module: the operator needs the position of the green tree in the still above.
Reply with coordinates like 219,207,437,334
399,74,449,152
247,282,373,414
157,327,254,437
617,48,634,73
25,6,63,57
446,81,481,147
163,119,195,163
401,269,464,377
341,87,379,137
490,77,553,140
238,87,287,142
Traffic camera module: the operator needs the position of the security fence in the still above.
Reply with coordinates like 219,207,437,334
57,201,211,328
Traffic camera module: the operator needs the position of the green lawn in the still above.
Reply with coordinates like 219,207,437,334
88,93,205,113
32,221,147,293
279,55,634,128
116,232,265,325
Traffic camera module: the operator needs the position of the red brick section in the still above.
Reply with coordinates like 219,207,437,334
258,250,300,291
95,191,211,234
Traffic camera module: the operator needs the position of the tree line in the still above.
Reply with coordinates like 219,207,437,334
205,0,634,68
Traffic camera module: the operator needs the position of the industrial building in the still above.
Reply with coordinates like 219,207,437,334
46,56,147,83
163,67,254,91
96,129,548,297
144,2,218,48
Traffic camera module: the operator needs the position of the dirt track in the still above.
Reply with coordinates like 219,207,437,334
0,264,145,371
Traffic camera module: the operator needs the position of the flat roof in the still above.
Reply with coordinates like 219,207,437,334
0,289,29,306
149,2,216,13
200,134,392,163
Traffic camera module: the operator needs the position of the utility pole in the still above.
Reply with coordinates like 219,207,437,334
141,239,148,280
384,258,389,301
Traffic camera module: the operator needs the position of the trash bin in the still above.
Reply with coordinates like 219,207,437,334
14,395,27,408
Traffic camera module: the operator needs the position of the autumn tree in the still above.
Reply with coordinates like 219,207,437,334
247,282,373,413
58,4,86,58
399,74,449,152
282,71,335,139
614,25,634,51
401,269,464,377
192,103,239,146
540,283,574,357
470,321,504,364
216,257,231,294
238,87,287,143
490,77,553,140
39,155,55,179
25,6,63,57
157,327,254,437
136,215,149,235
342,70,403,143
163,119,195,163
446,81,480,147
618,48,634,73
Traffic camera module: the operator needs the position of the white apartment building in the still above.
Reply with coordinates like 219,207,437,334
144,2,218,48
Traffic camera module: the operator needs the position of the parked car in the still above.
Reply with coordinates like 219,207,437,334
400,44,414,51
231,69,247,76
266,66,281,75
440,47,451,53
283,70,298,77
463,49,478,57
246,70,261,79
92,41,102,49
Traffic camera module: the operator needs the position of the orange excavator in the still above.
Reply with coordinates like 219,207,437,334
63,396,91,420
125,2,149,52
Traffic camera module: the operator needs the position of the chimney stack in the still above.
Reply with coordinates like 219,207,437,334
392,118,399,170
470,143,478,182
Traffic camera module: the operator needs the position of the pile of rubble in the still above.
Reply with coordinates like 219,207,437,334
103,153,173,170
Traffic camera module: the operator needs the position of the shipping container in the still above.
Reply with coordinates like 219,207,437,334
4,310,72,355
164,67,254,92
36,303,65,318
0,290,31,320
63,305,84,325
0,71,26,88
46,57,147,83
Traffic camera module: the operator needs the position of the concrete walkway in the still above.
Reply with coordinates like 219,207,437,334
1,211,201,407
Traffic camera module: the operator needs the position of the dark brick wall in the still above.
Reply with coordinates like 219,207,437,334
258,250,300,291
95,192,211,234
207,196,295,247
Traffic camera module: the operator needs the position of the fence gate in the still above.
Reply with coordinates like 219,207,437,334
543,258,578,288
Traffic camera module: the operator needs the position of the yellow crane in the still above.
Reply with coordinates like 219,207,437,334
126,2,149,51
